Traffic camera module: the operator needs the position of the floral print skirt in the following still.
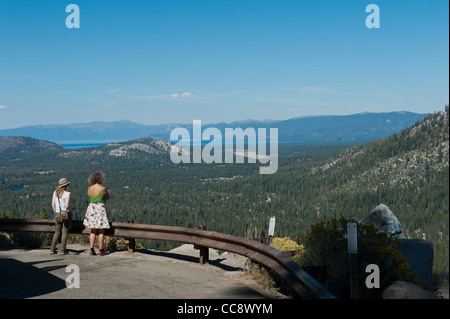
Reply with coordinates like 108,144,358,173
83,203,110,229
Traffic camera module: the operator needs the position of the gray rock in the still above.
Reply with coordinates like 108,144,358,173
361,204,403,237
382,280,441,299
361,205,434,291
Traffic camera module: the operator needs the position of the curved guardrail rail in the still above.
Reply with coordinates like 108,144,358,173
0,218,336,299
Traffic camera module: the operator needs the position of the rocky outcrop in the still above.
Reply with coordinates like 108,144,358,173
361,205,435,291
109,143,161,157
360,204,403,237
382,280,441,299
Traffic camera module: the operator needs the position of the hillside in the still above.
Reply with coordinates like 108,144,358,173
0,137,63,154
0,108,448,271
279,108,449,270
310,107,448,218
57,138,173,159
313,109,449,180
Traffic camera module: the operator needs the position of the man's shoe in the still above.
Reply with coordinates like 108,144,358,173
50,249,57,255
89,248,97,255
60,250,69,255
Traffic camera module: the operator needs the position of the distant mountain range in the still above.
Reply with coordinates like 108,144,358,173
0,111,428,145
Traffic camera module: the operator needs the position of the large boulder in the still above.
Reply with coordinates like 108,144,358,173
360,204,403,237
382,280,441,299
361,204,434,291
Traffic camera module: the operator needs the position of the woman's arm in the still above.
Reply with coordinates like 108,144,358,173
102,187,110,200
52,193,56,213
66,194,71,211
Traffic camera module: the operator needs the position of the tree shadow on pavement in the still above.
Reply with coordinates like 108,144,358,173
0,257,67,298
138,249,243,272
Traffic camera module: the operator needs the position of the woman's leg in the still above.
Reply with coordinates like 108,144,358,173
90,229,98,248
51,217,62,252
97,229,109,255
98,229,105,250
61,215,72,252
61,225,68,251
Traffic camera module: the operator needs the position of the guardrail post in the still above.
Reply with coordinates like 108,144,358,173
125,220,136,254
195,225,209,265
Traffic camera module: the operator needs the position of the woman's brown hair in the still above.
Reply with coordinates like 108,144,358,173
88,171,105,185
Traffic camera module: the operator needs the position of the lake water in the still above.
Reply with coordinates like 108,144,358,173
60,143,109,149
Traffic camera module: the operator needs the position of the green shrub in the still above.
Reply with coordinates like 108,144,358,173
11,232,47,249
297,216,420,299
271,236,304,252
0,232,14,247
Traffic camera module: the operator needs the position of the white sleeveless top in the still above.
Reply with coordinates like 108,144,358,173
53,191,70,213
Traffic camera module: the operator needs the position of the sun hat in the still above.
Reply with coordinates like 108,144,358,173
58,178,70,188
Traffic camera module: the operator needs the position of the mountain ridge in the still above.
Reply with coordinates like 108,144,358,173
0,111,428,145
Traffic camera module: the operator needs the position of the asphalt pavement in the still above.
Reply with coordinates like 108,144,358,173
0,244,286,299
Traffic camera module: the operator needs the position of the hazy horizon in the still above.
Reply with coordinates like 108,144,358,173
0,1,448,129
0,109,433,131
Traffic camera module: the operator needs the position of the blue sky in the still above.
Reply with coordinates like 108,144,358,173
0,0,448,129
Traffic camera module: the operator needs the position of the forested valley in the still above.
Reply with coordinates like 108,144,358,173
0,108,448,271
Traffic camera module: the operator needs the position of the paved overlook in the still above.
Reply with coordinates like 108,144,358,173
0,244,287,299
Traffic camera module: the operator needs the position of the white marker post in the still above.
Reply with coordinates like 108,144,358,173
347,219,358,299
268,216,275,246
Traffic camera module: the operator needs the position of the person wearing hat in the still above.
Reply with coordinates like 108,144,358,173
50,178,72,255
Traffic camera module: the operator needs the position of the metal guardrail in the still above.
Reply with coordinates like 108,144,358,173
0,218,336,299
